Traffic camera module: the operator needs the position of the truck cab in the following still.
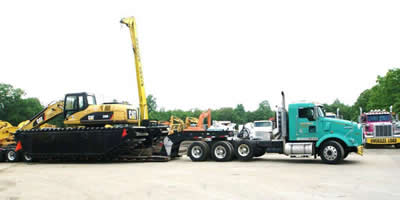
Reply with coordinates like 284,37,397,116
166,92,364,164
361,110,400,147
273,93,363,164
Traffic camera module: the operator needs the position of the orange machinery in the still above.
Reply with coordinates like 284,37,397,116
183,109,212,131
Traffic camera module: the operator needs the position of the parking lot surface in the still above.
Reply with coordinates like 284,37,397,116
0,148,399,200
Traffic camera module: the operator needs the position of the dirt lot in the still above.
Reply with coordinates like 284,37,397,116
0,148,399,200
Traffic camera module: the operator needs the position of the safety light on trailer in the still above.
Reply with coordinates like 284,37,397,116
15,141,22,152
121,129,128,138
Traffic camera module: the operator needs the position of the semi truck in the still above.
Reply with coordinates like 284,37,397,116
163,92,364,164
360,109,400,148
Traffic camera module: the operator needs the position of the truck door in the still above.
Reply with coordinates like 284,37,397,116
296,107,318,141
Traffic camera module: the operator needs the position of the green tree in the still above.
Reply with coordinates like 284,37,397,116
0,83,43,125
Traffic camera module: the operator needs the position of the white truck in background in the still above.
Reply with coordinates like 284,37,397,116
238,120,273,140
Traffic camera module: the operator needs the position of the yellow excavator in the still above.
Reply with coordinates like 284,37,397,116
2,17,168,162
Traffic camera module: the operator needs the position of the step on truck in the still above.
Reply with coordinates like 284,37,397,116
162,92,364,164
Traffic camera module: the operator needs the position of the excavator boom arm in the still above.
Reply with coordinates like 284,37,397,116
120,17,148,121
19,101,64,130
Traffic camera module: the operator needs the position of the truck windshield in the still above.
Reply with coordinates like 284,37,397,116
367,114,391,122
254,121,272,127
317,107,325,117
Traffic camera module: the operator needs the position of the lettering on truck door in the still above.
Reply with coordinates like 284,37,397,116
296,107,318,141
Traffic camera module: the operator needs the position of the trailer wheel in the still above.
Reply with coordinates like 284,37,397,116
23,152,33,162
235,140,255,161
395,144,400,149
6,150,20,162
0,151,4,162
188,141,210,161
211,141,234,162
319,140,344,164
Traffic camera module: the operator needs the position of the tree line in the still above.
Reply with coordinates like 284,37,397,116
0,68,399,126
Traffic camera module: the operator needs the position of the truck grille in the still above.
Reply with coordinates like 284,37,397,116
374,124,393,137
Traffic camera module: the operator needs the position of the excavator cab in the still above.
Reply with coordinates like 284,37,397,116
64,92,97,118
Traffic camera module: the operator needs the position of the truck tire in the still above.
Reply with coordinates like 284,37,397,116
235,140,255,161
254,148,266,157
211,141,234,162
319,140,344,164
395,144,400,149
6,150,20,162
187,141,210,161
343,151,349,159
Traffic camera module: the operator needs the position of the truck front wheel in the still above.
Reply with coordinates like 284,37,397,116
319,141,344,164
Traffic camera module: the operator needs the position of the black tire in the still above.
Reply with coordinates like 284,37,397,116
0,150,4,162
343,151,349,159
319,140,344,164
364,143,372,149
235,140,255,161
6,150,20,162
211,141,234,162
187,141,210,161
254,148,266,157
23,152,33,162
395,144,400,149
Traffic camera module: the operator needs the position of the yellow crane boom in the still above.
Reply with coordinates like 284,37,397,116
120,17,148,122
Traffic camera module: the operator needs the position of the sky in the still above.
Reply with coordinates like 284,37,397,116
1,0,399,111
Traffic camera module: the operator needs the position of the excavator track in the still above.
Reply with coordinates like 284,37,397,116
14,126,169,162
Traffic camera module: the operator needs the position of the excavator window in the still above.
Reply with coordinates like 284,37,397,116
87,95,96,105
79,96,84,109
64,93,91,118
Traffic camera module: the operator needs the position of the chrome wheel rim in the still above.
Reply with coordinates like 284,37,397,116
24,153,32,161
323,146,338,161
214,145,227,159
238,144,250,157
191,146,203,159
7,151,16,161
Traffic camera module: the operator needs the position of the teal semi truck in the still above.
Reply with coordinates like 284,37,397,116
163,92,364,164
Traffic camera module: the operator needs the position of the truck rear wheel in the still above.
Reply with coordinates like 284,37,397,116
235,140,255,161
187,141,210,161
6,150,19,162
254,148,266,157
211,141,234,162
319,140,344,164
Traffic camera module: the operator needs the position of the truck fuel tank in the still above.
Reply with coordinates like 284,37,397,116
284,142,313,155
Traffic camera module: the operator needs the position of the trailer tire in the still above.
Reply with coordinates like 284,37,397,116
211,141,234,162
23,152,33,162
188,141,210,161
319,140,344,164
0,151,4,162
6,150,19,162
235,140,255,161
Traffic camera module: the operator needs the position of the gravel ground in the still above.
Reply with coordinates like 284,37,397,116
0,148,399,200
